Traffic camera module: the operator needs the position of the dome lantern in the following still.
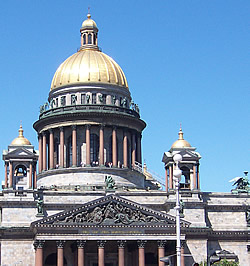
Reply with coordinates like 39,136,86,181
80,13,99,50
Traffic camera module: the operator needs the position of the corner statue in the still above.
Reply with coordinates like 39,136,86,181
230,171,249,193
105,175,115,189
36,198,44,216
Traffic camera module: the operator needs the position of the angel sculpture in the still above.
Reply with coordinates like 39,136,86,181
229,171,249,193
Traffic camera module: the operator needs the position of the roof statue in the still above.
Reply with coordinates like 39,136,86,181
230,171,250,193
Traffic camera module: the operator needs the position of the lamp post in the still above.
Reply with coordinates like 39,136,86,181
173,153,182,266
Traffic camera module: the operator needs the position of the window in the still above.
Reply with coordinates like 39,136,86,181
81,94,86,104
56,98,58,108
54,138,59,166
83,34,86,45
93,34,96,44
67,136,72,167
88,33,92,44
14,165,27,177
90,134,99,164
180,166,190,189
103,94,106,104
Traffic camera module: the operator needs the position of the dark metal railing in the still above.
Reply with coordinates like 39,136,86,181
39,104,140,119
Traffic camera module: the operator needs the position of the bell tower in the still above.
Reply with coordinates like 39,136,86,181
2,124,38,190
162,126,201,191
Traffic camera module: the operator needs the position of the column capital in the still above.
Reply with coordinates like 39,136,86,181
49,128,53,134
137,240,147,248
33,240,45,250
77,240,86,248
72,125,77,130
112,126,117,130
157,240,167,248
181,240,186,248
86,124,91,129
117,240,126,248
42,131,47,136
56,240,66,248
97,240,106,248
59,126,64,132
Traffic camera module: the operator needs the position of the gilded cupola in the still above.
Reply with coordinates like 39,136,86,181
171,126,191,149
11,124,31,146
50,13,128,91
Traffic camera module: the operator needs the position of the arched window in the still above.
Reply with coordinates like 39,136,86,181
67,136,72,167
180,166,190,189
83,34,86,44
14,165,27,177
45,253,67,265
90,133,99,165
88,33,92,44
93,34,96,45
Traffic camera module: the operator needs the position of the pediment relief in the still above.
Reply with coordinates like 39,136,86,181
6,148,36,158
32,195,190,228
178,150,199,159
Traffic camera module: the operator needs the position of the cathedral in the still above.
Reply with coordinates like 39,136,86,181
0,13,249,266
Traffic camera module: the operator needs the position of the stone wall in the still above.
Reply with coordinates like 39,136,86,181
1,240,34,266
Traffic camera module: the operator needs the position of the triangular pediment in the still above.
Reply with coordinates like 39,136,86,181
5,147,36,158
32,194,190,229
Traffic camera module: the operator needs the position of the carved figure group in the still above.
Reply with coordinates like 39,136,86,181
62,201,163,225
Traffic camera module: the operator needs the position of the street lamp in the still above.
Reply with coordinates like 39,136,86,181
173,153,182,266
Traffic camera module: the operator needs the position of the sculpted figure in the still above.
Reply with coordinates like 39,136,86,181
105,175,115,189
86,94,90,104
36,198,44,215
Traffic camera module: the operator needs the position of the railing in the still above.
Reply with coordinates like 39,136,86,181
133,161,143,173
39,104,140,119
133,161,166,189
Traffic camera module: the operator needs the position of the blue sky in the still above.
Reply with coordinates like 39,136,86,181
0,1,249,192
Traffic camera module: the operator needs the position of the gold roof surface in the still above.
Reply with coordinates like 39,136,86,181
51,49,128,90
171,127,191,149
81,13,97,29
11,125,31,146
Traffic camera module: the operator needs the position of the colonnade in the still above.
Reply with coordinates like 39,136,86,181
38,125,142,173
165,163,200,191
4,161,37,189
34,239,186,266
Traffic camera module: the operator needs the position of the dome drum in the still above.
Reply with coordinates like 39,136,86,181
37,167,145,190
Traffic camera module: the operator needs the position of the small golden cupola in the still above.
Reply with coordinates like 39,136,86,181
11,124,31,146
171,126,191,149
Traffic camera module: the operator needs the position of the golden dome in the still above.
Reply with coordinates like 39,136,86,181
171,127,191,149
11,125,31,146
51,49,128,90
81,13,97,29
